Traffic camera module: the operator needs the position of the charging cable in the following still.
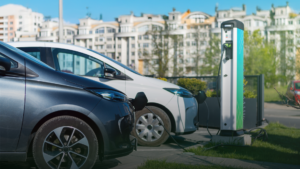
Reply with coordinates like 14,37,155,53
144,106,187,152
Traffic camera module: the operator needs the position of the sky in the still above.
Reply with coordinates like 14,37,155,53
0,0,299,24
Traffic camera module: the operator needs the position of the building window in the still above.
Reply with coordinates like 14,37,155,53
186,33,190,38
131,37,135,40
89,46,92,49
51,33,53,36
118,37,121,40
288,31,293,35
19,22,22,24
95,27,105,34
288,48,293,52
143,35,149,40
186,41,190,47
138,25,149,32
192,41,196,46
10,22,13,25
138,35,142,40
288,21,293,25
288,40,293,44
107,44,112,49
10,33,13,36
99,37,105,42
107,37,113,41
131,44,135,48
89,30,93,34
143,43,149,48
270,31,275,35
107,27,115,33
98,45,104,49
118,44,121,48
132,52,135,56
67,29,75,35
10,27,13,30
173,16,175,20
89,39,92,42
67,39,72,43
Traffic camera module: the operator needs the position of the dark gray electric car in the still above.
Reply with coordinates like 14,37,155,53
0,41,137,169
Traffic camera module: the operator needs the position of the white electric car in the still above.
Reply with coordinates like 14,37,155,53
9,42,198,146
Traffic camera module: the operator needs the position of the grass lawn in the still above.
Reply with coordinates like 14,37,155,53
264,85,287,102
187,122,300,165
137,160,238,169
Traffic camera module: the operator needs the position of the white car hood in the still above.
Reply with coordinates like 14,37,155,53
140,76,181,89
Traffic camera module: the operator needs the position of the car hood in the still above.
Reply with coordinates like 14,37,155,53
141,76,181,89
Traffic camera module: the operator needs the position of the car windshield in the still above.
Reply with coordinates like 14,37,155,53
295,82,300,90
88,49,141,76
0,42,54,70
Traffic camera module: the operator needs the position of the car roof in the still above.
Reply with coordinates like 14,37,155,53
8,41,88,50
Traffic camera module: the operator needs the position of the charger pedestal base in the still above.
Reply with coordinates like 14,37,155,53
212,134,252,146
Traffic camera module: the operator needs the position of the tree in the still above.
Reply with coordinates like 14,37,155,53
200,35,221,75
191,25,210,76
244,29,278,87
140,24,184,77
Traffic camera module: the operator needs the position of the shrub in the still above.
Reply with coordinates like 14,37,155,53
177,78,206,95
244,90,257,98
157,77,167,81
206,90,218,97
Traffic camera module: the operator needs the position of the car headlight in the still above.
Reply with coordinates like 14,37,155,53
86,89,128,102
164,88,193,98
295,91,300,95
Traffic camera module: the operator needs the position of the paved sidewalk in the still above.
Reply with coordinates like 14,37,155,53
96,150,300,169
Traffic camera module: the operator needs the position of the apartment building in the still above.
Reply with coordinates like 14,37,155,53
0,4,43,42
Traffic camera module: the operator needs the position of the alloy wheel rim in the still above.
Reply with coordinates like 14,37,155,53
42,126,89,169
135,113,164,142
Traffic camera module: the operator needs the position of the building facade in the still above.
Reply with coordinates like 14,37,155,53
1,3,299,78
0,4,43,42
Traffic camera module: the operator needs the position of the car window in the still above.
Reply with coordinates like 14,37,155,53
105,63,121,75
295,83,300,90
18,47,41,60
52,48,105,77
88,49,141,76
0,42,53,70
0,53,18,68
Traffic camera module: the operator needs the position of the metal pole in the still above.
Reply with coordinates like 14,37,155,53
59,0,64,43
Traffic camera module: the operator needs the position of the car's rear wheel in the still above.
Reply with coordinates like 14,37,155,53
33,116,98,169
131,106,171,146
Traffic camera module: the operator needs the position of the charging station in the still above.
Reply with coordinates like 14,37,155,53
219,20,245,136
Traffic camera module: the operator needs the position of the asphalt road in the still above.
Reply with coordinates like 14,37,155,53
264,103,300,128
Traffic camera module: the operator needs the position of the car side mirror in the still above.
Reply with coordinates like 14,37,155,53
131,92,148,111
0,57,11,72
104,68,116,78
195,91,207,104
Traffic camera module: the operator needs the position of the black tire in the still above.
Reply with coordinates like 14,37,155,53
131,106,171,146
33,116,98,169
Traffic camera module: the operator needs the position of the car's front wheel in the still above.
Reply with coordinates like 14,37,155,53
131,106,171,146
33,116,98,169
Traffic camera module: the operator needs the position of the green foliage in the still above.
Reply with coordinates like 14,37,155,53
206,90,217,97
244,29,279,87
201,35,221,75
177,78,206,95
157,77,167,81
244,90,257,98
